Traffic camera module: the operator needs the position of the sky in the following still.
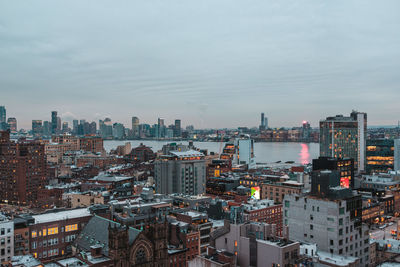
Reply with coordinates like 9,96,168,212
1,0,399,130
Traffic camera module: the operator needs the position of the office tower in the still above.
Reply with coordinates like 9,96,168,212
7,117,17,132
283,172,369,264
301,121,311,142
112,123,125,139
366,139,396,174
320,111,367,173
259,112,266,131
89,121,97,134
157,118,165,138
313,157,354,188
174,119,181,137
42,121,51,136
31,120,43,136
155,144,206,195
232,135,256,169
72,119,79,134
62,122,68,133
99,118,113,139
131,116,139,138
51,111,57,134
0,131,47,204
57,117,61,133
395,139,400,172
0,106,6,130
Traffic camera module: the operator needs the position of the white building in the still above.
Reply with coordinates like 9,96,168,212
233,136,256,169
0,214,14,264
395,139,400,171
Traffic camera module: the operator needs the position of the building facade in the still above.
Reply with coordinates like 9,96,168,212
155,148,206,195
320,111,367,173
0,131,47,205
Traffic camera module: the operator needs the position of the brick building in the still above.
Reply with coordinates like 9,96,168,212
0,131,47,205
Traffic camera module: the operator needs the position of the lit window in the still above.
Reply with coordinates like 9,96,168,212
32,231,37,238
65,224,78,232
48,227,59,235
43,229,47,236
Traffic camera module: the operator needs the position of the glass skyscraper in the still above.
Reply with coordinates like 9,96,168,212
320,111,367,173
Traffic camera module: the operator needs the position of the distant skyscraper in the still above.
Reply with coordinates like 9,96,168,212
51,111,57,135
395,139,400,172
57,117,61,133
157,118,165,138
259,112,268,131
43,121,51,136
131,117,139,138
62,122,69,133
32,120,43,136
174,119,181,137
73,119,79,134
320,111,367,173
7,117,17,132
301,121,311,142
0,106,6,130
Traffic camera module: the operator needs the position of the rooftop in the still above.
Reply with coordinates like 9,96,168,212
32,208,91,224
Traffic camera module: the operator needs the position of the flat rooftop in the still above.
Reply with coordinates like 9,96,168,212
33,208,91,224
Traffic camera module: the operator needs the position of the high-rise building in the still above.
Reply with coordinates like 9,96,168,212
0,131,47,205
7,117,17,132
283,171,369,265
51,111,57,135
0,106,6,130
313,157,354,188
157,118,165,138
62,122,69,133
155,144,206,195
301,121,311,142
320,111,367,173
57,117,61,133
31,120,43,136
112,123,125,139
230,135,256,169
42,121,51,136
174,119,181,137
395,139,400,172
131,116,139,138
259,112,266,131
366,139,396,174
72,119,79,134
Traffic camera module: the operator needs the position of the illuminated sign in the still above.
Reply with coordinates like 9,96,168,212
251,186,260,200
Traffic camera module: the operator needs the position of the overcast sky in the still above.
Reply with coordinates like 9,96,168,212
1,0,399,129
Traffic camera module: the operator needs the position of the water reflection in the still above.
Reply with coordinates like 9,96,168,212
300,143,311,165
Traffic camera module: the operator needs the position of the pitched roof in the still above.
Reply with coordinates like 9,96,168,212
74,215,141,256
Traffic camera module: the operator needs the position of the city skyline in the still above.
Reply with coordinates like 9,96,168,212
1,0,400,129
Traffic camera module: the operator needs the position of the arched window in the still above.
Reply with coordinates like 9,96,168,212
135,247,147,264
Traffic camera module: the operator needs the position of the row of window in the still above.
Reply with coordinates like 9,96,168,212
31,224,78,238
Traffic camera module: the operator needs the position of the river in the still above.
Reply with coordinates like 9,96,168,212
104,140,319,165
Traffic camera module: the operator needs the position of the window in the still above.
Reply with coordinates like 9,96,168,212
136,247,147,264
43,229,47,236
31,231,37,238
330,240,334,246
339,218,343,225
339,207,345,215
339,229,343,235
65,224,78,232
47,227,58,235
327,217,334,222
310,224,313,230
327,228,335,232
285,201,290,208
